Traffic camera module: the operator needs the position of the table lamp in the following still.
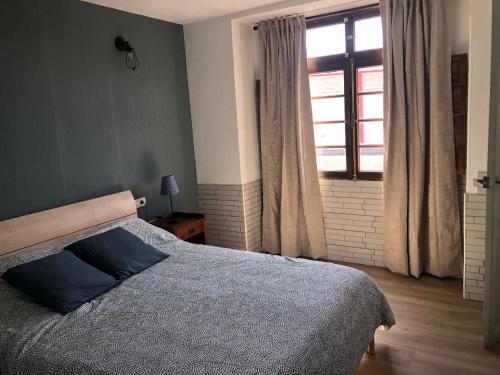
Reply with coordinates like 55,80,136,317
161,175,179,224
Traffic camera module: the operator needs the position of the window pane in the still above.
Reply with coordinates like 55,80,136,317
359,121,383,145
307,24,346,58
355,17,383,51
358,66,383,93
314,123,346,146
316,148,346,171
310,70,344,97
358,93,383,119
312,97,345,122
359,147,384,171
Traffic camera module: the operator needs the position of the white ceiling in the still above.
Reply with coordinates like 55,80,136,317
82,0,288,24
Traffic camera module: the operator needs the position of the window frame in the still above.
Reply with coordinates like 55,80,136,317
307,5,383,180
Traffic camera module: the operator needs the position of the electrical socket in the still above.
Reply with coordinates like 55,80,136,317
135,197,146,208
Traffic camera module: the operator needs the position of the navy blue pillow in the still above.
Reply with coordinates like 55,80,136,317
66,227,168,281
1,251,119,315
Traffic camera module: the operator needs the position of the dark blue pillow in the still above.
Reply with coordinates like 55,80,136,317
1,251,119,315
66,227,168,281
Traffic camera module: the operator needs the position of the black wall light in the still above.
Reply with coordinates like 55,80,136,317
115,36,140,71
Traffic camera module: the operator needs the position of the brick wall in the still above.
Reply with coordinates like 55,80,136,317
243,180,262,251
319,176,466,269
319,179,385,266
197,180,262,250
463,172,487,301
198,176,469,289
458,175,466,242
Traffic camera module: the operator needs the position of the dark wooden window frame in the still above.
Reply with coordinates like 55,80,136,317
307,4,383,180
451,54,468,176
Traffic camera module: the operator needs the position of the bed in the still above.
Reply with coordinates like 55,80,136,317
0,191,395,375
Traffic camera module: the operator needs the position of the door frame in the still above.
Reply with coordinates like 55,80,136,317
484,0,500,348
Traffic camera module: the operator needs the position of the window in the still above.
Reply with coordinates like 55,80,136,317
307,6,384,180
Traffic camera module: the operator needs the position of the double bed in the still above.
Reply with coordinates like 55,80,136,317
0,191,394,375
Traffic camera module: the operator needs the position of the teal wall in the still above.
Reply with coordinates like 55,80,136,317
0,0,197,221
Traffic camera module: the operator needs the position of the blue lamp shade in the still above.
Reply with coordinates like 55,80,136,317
161,175,179,196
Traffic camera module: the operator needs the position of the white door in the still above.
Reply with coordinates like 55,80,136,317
485,0,500,349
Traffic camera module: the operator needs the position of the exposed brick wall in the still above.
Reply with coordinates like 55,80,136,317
319,179,385,267
458,175,466,241
463,172,487,301
198,184,246,249
320,176,466,269
197,180,262,250
243,180,262,251
199,176,468,289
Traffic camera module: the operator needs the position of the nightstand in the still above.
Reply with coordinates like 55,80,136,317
148,212,207,245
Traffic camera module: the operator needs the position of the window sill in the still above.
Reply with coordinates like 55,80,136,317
318,171,383,181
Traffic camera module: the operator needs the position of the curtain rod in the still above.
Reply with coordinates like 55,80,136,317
252,14,301,31
252,3,378,31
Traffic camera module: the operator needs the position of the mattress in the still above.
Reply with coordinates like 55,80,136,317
0,218,395,375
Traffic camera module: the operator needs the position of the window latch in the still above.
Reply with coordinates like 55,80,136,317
475,176,500,189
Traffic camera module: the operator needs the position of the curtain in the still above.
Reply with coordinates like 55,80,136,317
381,0,462,277
258,16,326,259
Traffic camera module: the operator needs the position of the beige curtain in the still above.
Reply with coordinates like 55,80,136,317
381,0,462,277
258,16,326,259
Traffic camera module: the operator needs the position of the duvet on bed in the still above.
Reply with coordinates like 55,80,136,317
0,218,395,375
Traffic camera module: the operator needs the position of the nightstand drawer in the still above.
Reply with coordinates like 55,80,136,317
176,221,204,240
148,212,207,245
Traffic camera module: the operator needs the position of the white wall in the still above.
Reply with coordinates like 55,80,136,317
185,0,377,186
184,18,242,185
232,21,261,184
445,0,492,192
466,0,492,191
449,0,470,55
184,17,261,185
185,0,480,188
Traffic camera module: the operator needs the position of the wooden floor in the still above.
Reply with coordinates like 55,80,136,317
346,263,500,375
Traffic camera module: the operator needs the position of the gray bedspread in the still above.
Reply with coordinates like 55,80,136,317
0,218,395,375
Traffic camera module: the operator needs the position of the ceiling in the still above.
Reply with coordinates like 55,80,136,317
82,0,288,24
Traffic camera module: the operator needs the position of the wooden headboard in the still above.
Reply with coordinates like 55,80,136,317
0,191,137,258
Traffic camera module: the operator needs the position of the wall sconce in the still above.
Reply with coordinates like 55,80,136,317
114,36,140,71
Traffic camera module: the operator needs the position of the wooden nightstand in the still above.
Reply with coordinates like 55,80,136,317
148,212,207,245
